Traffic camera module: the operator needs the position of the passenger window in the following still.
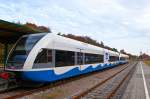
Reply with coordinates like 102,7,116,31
85,53,103,64
109,56,119,62
120,57,125,61
34,49,52,63
33,49,53,68
56,50,75,67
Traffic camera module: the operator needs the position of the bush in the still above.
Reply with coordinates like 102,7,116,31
144,61,150,66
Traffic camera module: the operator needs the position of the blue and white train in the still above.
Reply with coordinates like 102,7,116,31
5,33,129,83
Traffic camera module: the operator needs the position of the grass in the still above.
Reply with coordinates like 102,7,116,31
41,89,65,99
144,60,150,66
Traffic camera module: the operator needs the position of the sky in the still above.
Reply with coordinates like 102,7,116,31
0,0,150,55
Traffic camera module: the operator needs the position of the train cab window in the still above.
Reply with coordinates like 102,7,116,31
56,50,75,67
6,34,46,69
33,49,53,68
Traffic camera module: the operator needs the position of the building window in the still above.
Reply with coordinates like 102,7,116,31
56,50,75,67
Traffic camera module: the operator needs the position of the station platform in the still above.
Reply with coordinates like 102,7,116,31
122,62,150,99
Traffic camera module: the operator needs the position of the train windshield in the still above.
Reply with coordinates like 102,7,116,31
6,34,46,69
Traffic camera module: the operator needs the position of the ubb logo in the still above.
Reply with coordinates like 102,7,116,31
105,53,109,60
104,52,109,63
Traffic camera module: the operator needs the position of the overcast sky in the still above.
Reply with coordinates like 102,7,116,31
0,0,150,55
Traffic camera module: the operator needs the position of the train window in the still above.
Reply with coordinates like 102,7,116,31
56,50,75,67
120,57,125,61
47,50,52,62
34,49,52,63
77,52,84,65
6,34,46,69
85,53,103,64
33,49,53,68
109,56,119,62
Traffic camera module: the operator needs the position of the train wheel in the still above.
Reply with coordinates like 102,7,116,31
20,80,44,88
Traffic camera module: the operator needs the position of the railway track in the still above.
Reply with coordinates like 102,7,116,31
0,62,137,99
71,62,137,99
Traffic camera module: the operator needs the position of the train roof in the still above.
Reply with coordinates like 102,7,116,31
26,33,129,57
50,33,104,55
50,33,127,57
120,54,129,58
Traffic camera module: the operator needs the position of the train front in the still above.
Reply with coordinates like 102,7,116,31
1,33,46,85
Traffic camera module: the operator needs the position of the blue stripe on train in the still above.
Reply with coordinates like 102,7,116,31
21,61,127,82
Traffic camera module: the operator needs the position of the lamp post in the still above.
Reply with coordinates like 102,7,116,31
140,51,143,61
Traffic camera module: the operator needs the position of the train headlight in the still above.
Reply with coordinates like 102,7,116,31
0,72,10,80
0,72,15,80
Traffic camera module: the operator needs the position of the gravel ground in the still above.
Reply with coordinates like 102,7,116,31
18,63,134,99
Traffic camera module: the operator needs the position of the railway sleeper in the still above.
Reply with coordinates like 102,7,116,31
0,78,18,92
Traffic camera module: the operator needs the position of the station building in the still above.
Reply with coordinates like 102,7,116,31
0,19,47,66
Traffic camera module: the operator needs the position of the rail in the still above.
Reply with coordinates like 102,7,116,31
72,62,137,99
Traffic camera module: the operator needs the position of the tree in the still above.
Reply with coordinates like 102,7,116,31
24,22,51,32
60,33,117,51
57,32,62,35
58,33,136,59
120,49,126,54
112,48,118,52
100,41,104,47
140,53,150,60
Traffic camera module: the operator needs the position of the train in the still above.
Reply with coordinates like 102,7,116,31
3,33,128,84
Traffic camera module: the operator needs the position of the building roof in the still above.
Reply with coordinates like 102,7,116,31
0,19,44,44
